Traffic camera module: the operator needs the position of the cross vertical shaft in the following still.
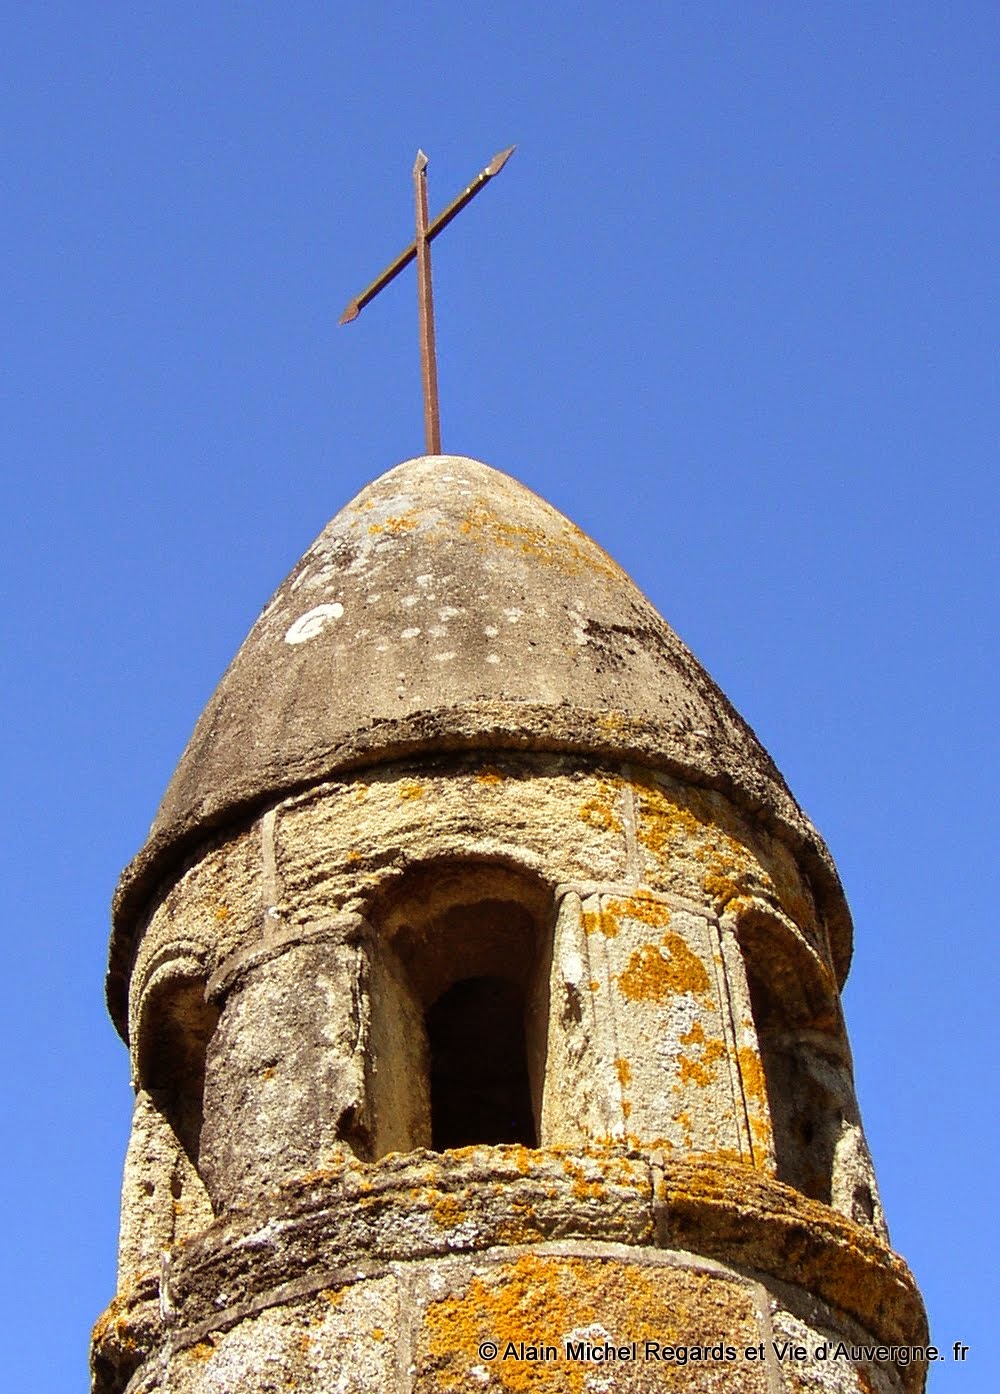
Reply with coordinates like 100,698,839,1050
413,151,441,454
340,144,515,454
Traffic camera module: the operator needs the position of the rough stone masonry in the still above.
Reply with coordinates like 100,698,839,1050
92,456,928,1393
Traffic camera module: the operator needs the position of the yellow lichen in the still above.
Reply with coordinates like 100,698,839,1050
583,894,670,939
676,1033,727,1089
398,781,424,800
431,1192,467,1228
422,1253,703,1393
615,1057,632,1087
368,512,419,535
458,502,623,582
617,932,710,1003
577,779,623,835
737,1047,768,1105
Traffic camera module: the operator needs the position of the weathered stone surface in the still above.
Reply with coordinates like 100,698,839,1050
108,457,852,1036
94,457,926,1394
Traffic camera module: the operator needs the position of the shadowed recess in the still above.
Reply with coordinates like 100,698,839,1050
426,975,537,1150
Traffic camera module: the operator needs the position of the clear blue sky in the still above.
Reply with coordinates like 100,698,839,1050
2,5,996,1390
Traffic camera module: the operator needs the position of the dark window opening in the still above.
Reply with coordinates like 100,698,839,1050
139,978,218,1174
426,975,537,1150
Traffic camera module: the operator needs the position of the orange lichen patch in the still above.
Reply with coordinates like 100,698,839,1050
634,778,798,917
398,781,425,800
588,979,601,993
345,849,363,864
368,512,420,535
674,1110,695,1147
431,1192,468,1228
685,1147,746,1168
458,501,623,583
371,1327,386,1342
421,1254,728,1394
319,1287,345,1306
189,1339,216,1362
475,765,504,784
617,932,710,1003
495,1192,544,1245
750,1114,770,1140
737,1047,768,1105
615,1057,632,1087
577,779,623,835
514,1145,532,1175
584,893,670,939
622,1099,632,1119
703,869,743,906
423,1254,590,1393
558,1155,608,1202
213,903,230,921
634,783,709,858
581,903,615,937
680,1021,706,1046
678,1037,726,1088
261,1066,275,1080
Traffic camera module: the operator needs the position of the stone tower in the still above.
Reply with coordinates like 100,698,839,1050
93,456,927,1394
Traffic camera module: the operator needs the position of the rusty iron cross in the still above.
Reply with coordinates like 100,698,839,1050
340,145,516,455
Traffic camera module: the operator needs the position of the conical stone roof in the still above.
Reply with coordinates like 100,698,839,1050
110,456,850,1033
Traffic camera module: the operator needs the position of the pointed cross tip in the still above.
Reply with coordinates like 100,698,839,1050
413,149,429,174
486,145,516,176
339,301,360,325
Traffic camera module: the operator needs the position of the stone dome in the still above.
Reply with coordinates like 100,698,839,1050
109,456,850,1031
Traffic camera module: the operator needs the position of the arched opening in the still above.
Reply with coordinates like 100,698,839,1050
137,973,218,1176
426,975,537,1149
368,858,553,1156
737,909,880,1226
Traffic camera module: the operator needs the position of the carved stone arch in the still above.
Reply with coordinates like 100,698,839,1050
118,952,218,1277
731,902,885,1233
135,955,219,1178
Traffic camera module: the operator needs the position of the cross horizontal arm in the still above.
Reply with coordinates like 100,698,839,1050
339,146,515,325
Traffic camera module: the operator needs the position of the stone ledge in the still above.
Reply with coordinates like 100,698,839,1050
92,1150,927,1394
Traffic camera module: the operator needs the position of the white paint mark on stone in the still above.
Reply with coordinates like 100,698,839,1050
401,594,420,608
432,651,456,662
284,603,344,645
366,593,382,604
484,624,499,638
485,654,501,664
400,627,421,640
438,605,461,620
503,607,524,623
416,573,434,588
428,625,448,638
